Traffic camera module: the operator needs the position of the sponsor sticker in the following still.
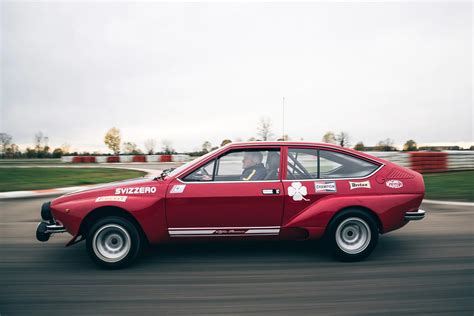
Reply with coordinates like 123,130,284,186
349,181,371,190
170,184,186,194
96,196,127,202
288,182,309,201
114,187,157,195
314,181,337,193
386,180,403,189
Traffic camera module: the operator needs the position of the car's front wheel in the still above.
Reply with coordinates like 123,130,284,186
86,216,141,269
326,209,379,261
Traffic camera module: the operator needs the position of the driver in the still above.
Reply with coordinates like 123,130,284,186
240,151,267,181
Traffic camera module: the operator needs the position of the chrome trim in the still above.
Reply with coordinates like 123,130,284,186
168,226,280,237
43,222,66,234
169,226,280,230
405,209,425,221
176,178,281,184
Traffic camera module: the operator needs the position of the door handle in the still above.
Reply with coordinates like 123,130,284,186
262,189,280,195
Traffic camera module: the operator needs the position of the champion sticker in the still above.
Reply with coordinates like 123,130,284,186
114,187,157,195
315,181,337,193
170,184,186,194
349,181,371,190
288,182,309,201
96,196,127,202
386,180,403,189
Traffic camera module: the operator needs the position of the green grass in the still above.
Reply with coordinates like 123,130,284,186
0,159,63,164
423,171,474,202
0,167,146,192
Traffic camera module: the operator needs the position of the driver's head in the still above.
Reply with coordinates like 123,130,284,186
242,151,263,169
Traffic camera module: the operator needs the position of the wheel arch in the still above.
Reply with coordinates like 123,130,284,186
79,206,149,244
327,205,383,234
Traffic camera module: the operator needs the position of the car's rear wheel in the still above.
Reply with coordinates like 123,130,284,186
86,216,141,269
326,209,379,261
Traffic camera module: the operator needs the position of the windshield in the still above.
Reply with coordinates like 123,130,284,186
164,148,221,179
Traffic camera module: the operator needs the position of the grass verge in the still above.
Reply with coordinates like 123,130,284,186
0,167,146,192
423,171,474,202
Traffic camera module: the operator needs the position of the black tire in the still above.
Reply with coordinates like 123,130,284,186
326,209,379,262
86,216,141,269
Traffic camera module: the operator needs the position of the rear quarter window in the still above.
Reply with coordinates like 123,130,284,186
319,150,379,179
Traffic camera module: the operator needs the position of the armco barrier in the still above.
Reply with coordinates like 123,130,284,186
132,155,146,162
106,156,119,163
409,152,448,173
447,151,474,171
160,155,172,162
62,154,190,163
146,155,162,162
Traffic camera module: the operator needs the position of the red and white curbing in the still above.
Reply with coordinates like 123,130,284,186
62,154,189,163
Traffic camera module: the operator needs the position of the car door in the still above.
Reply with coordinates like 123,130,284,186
165,147,284,237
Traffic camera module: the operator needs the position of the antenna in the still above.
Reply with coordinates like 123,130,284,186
282,97,285,140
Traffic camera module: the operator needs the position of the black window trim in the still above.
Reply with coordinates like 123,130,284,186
179,146,282,183
286,147,383,181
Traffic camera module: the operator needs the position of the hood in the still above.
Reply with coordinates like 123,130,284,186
52,177,165,205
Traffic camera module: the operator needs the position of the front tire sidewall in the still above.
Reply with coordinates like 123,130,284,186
327,210,379,262
86,216,141,269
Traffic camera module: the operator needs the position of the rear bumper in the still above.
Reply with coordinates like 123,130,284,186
405,209,425,221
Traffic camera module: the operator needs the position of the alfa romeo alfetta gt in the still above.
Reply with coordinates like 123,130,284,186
36,142,425,268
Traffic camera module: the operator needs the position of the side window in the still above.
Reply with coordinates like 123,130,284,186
287,148,380,180
287,148,318,180
319,150,379,178
215,149,281,181
182,159,216,182
182,148,281,182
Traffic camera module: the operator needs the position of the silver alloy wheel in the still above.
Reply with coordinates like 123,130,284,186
335,217,371,254
92,224,131,263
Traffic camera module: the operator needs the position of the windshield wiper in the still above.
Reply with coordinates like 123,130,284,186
153,168,176,181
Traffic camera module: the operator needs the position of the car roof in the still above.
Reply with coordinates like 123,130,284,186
226,141,342,149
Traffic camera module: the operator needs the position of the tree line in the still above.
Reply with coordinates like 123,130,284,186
1,118,472,158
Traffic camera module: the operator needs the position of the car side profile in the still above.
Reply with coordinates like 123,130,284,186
36,142,425,268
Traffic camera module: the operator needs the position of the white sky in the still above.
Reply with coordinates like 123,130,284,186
1,1,472,153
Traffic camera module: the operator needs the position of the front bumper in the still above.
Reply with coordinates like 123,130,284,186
36,201,66,242
405,209,425,221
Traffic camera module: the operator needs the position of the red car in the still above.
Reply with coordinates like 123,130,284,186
36,142,425,268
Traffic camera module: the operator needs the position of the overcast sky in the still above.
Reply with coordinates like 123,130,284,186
1,1,472,153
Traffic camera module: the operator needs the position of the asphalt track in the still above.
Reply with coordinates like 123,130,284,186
1,195,473,316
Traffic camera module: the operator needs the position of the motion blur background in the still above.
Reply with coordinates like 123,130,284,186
1,1,473,315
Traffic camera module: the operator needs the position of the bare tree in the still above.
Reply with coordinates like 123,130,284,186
376,138,396,151
104,127,121,154
144,139,157,154
34,131,45,151
202,141,212,153
123,142,141,154
60,143,71,154
322,131,337,144
161,139,174,154
257,117,274,141
0,133,12,156
336,132,350,147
